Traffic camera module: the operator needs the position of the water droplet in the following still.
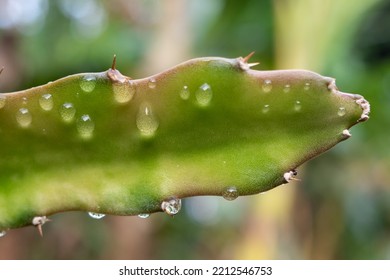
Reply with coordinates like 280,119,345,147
294,101,302,112
222,186,239,201
338,107,346,116
113,80,136,104
180,86,190,100
138,213,150,219
80,75,96,92
22,97,28,105
304,82,310,91
136,104,159,137
0,95,6,108
88,212,105,219
77,114,95,140
262,79,272,93
16,108,32,128
283,84,291,93
262,104,270,114
0,230,6,237
195,83,213,106
60,103,76,123
148,78,156,89
39,94,53,111
161,197,182,216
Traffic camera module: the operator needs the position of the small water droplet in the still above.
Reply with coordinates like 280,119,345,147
39,93,54,111
88,212,105,219
0,230,6,237
222,186,239,201
294,101,302,112
77,114,95,140
148,78,156,89
304,82,310,91
283,84,291,93
161,197,182,216
22,97,28,105
262,79,272,93
195,83,213,106
80,75,96,92
0,95,6,108
113,80,136,104
60,103,76,123
338,107,346,116
16,108,32,128
262,104,270,114
136,104,159,137
180,86,190,100
138,213,150,219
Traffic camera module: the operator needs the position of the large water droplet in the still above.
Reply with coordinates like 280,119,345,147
222,186,239,201
0,230,6,237
180,86,190,100
338,107,346,116
136,104,159,137
0,95,7,108
262,79,272,93
148,78,156,89
138,213,150,219
161,197,182,216
304,82,310,91
195,83,213,106
88,212,105,219
113,81,135,104
294,101,302,112
60,103,76,123
262,104,270,114
283,84,291,93
39,94,53,111
80,75,96,92
77,114,94,139
16,108,32,128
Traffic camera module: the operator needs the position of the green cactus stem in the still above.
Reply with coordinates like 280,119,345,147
0,54,369,233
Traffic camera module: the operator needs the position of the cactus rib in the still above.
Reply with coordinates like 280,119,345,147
0,54,369,232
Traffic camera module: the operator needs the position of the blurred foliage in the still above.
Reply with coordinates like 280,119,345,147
0,0,389,259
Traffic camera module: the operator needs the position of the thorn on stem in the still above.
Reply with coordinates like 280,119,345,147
247,62,260,68
32,216,51,237
243,51,255,63
111,54,117,70
283,169,300,183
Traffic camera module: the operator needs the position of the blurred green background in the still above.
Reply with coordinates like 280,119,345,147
0,0,389,259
